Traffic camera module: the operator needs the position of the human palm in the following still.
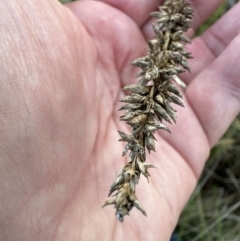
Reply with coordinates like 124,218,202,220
0,0,239,240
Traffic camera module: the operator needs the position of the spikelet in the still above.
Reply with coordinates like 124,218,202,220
103,0,194,221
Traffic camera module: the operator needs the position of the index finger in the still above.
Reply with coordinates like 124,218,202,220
93,0,161,26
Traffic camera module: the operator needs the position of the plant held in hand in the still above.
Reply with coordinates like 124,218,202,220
103,0,194,222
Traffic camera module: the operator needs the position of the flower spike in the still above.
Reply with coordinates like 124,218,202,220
103,0,194,221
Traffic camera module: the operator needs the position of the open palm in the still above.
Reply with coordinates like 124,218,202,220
0,0,239,240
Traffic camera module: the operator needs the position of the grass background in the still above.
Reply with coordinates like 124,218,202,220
58,0,240,240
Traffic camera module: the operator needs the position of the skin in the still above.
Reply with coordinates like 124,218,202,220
0,0,239,240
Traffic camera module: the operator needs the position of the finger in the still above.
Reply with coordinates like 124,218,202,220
91,0,164,26
144,4,240,177
67,0,148,90
170,31,240,176
142,0,224,39
154,32,240,177
187,32,240,150
181,2,240,84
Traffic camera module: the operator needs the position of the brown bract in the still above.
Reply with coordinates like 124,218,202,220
103,0,194,221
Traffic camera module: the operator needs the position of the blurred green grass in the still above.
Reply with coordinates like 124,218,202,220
58,0,240,240
178,116,240,241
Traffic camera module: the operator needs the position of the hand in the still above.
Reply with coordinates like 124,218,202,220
0,0,239,240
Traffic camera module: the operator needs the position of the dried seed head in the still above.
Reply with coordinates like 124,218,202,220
118,103,144,111
120,94,144,103
168,92,185,107
167,83,183,98
104,0,193,221
153,102,172,123
127,114,147,126
145,135,156,153
123,84,150,95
